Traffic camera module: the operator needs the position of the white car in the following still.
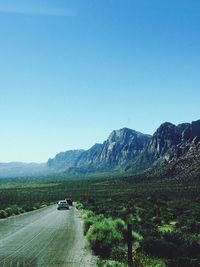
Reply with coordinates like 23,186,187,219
57,200,69,210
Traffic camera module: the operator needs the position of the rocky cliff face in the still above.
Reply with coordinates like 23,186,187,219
48,128,151,172
134,119,200,170
75,128,151,171
73,143,104,171
140,136,200,181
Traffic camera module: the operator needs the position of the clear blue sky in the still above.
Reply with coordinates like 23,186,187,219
0,0,200,162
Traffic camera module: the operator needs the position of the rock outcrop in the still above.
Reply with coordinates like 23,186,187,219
130,119,200,171
48,128,151,172
75,128,151,171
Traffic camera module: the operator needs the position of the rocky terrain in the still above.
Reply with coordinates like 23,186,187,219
129,119,200,171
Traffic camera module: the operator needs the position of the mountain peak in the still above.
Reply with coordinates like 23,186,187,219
108,127,148,143
156,122,175,131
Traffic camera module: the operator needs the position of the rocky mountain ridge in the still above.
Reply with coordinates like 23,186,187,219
48,119,200,175
133,119,200,169
75,128,151,172
47,128,151,173
135,136,200,182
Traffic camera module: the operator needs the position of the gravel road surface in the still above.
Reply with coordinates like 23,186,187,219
0,205,97,267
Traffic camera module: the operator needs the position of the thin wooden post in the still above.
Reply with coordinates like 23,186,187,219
127,223,133,267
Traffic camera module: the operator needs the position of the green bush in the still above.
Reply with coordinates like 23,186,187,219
81,210,95,220
76,202,84,210
97,258,127,267
12,205,22,215
83,214,105,235
18,207,25,213
84,217,96,235
5,207,13,217
0,210,8,218
115,219,126,239
87,218,124,258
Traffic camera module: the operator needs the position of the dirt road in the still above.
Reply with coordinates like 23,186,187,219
0,205,96,267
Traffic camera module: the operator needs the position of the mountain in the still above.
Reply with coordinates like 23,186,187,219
48,128,151,173
47,150,84,171
133,136,200,182
48,120,200,175
126,119,200,172
74,143,104,170
0,162,50,178
165,136,200,180
97,128,151,169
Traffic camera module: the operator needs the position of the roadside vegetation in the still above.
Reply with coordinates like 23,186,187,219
0,174,200,266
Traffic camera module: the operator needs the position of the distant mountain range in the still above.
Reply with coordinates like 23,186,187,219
0,162,51,178
1,119,200,178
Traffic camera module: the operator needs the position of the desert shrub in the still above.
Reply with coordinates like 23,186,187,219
83,213,105,235
81,210,95,220
115,219,126,239
84,217,97,235
18,207,25,213
132,231,143,242
76,202,84,210
87,218,124,258
4,205,23,217
0,210,8,218
11,205,21,215
97,258,127,267
5,207,13,216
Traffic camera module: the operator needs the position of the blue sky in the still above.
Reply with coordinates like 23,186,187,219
0,0,200,162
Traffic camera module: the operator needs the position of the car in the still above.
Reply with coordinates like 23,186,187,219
57,200,69,210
